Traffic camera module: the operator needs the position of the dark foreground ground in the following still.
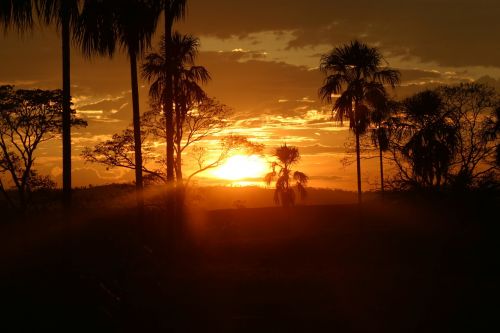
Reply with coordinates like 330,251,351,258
1,196,499,332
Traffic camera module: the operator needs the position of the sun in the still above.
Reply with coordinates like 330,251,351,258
212,154,267,181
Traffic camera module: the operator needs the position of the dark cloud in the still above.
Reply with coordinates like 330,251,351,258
79,96,127,111
181,0,500,68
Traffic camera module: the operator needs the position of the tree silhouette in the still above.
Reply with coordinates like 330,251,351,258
370,98,398,194
265,144,308,208
82,98,260,189
0,0,34,32
439,84,499,189
390,90,456,190
0,86,86,211
389,84,500,190
142,32,210,184
117,0,160,211
160,0,187,215
1,0,117,211
35,0,87,212
319,40,400,203
75,0,162,211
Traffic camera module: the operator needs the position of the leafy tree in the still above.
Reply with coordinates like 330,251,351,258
388,83,500,190
0,86,86,211
1,0,117,211
389,90,456,190
319,40,400,203
265,144,308,208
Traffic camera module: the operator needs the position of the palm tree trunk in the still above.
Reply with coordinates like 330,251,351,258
379,144,384,195
164,12,175,184
164,10,176,226
165,98,175,184
129,51,144,212
354,101,362,204
355,131,362,204
62,9,72,212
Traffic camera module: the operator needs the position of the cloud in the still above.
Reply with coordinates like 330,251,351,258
198,50,323,113
399,69,443,82
50,167,133,188
181,0,500,68
300,144,345,156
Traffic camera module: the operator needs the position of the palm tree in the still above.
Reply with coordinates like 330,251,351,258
370,98,399,194
114,1,160,211
265,144,309,208
161,0,187,186
2,0,118,212
319,40,400,203
0,1,34,32
142,32,210,183
75,0,161,211
35,0,84,211
398,90,458,190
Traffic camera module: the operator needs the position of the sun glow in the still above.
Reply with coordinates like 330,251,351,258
212,154,267,181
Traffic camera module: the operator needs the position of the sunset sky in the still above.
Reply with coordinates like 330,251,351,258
1,0,500,190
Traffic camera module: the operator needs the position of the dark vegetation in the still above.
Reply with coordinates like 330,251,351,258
1,1,500,331
1,189,499,332
265,144,309,208
0,86,86,211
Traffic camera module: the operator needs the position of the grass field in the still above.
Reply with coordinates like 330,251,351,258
1,189,499,332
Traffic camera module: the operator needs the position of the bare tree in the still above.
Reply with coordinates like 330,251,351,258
440,83,499,188
82,97,261,189
186,135,263,186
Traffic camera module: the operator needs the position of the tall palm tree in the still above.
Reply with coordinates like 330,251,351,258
264,144,309,208
142,32,210,183
162,0,187,187
319,40,400,203
35,0,83,211
89,0,160,211
2,0,118,212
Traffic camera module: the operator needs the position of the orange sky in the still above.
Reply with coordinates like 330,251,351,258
1,0,500,190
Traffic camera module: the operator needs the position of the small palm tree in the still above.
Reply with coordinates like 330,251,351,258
265,144,308,208
319,40,400,203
